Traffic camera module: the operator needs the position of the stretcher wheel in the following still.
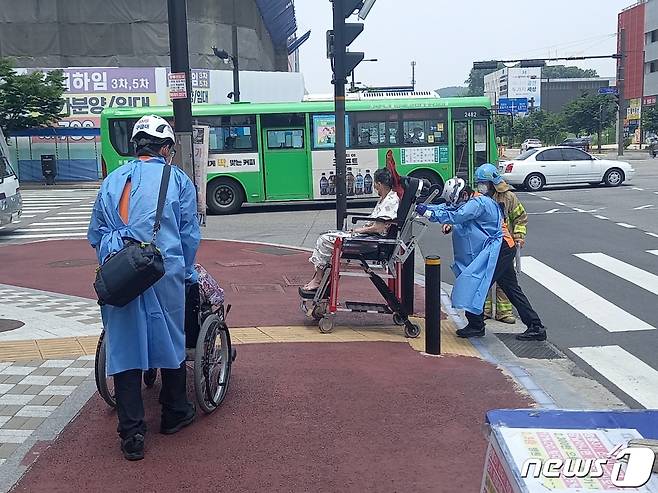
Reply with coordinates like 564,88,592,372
311,304,327,321
393,313,406,326
143,369,157,387
404,322,421,339
318,316,335,334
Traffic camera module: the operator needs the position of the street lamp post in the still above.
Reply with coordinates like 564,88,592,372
212,47,240,102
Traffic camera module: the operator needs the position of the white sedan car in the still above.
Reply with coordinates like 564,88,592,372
499,147,635,191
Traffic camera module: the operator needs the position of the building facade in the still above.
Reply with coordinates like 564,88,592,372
484,67,542,113
540,78,614,114
0,0,298,72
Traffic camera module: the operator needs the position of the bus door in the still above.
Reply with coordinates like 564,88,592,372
452,108,490,184
260,113,311,200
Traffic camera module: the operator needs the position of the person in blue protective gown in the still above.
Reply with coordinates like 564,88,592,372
88,115,201,461
416,175,546,340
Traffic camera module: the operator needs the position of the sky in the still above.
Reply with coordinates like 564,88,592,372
293,0,633,94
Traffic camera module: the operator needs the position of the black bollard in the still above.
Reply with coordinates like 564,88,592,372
425,256,441,355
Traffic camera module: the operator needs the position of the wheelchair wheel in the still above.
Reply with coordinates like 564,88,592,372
143,369,157,387
194,313,232,414
404,322,421,339
393,313,406,326
318,315,335,334
94,330,116,409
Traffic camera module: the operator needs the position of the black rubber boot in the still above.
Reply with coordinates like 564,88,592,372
456,325,485,338
516,325,547,341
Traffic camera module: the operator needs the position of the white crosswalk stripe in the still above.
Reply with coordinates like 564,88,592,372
0,190,96,242
574,253,658,296
570,345,658,408
648,250,658,257
521,256,656,332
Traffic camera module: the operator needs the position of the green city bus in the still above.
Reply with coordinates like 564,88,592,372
100,93,498,214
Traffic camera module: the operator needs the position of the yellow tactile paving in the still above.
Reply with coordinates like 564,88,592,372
0,319,479,362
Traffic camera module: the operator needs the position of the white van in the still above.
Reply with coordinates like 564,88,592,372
0,128,22,226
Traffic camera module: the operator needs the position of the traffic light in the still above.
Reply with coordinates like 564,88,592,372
473,61,499,71
519,59,546,68
329,0,375,83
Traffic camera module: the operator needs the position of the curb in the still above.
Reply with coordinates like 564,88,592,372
415,273,557,409
20,182,101,191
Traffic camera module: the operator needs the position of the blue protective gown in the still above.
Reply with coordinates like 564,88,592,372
88,157,201,375
424,195,503,314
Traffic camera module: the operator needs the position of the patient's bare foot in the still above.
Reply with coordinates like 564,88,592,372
303,281,320,291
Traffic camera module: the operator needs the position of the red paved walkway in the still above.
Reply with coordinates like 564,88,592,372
14,342,531,493
0,239,429,327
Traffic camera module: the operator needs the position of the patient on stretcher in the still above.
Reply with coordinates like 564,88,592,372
300,168,399,294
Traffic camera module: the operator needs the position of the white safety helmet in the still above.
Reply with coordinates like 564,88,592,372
131,115,175,145
440,177,466,205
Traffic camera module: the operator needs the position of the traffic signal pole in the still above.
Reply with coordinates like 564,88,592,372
333,0,348,230
617,28,626,157
167,0,195,182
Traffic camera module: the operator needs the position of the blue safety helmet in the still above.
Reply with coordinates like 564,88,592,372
474,163,503,185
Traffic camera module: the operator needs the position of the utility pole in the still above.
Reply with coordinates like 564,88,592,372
617,28,626,157
411,60,416,91
166,0,195,181
231,0,240,102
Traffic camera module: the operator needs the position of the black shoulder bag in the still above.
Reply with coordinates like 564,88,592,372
93,164,171,307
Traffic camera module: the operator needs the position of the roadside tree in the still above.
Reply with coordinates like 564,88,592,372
0,58,66,137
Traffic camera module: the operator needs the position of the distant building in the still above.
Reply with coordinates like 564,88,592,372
540,78,615,114
484,67,542,113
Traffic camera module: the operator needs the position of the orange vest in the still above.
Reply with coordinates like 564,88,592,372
474,192,515,248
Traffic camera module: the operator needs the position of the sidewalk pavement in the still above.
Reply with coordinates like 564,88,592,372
0,239,534,492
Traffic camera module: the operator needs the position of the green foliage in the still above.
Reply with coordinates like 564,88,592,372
542,65,598,79
465,64,504,96
435,86,468,98
511,111,565,146
0,58,66,135
561,93,616,137
642,104,658,135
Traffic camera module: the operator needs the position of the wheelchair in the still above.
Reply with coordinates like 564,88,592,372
94,300,235,415
300,177,437,337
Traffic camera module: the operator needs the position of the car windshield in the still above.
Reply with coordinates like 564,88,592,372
515,148,540,160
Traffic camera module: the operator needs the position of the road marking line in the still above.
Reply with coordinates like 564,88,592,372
594,215,608,220
648,250,658,256
616,223,637,229
646,233,658,239
540,196,551,201
29,222,88,226
19,215,35,218
569,345,658,408
555,202,565,206
0,233,87,240
17,227,88,232
572,207,585,212
0,232,87,240
521,256,655,332
545,209,559,214
42,215,90,220
575,253,658,296
633,204,654,210
632,187,645,191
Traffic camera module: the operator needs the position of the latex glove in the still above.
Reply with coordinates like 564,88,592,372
515,238,526,248
442,224,453,235
415,204,432,218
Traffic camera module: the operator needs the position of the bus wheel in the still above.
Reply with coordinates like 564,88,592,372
207,178,245,215
410,169,443,197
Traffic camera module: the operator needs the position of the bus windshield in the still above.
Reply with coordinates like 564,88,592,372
0,128,16,181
